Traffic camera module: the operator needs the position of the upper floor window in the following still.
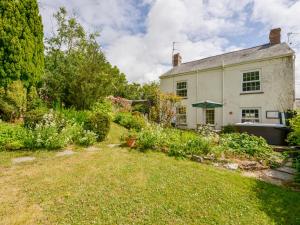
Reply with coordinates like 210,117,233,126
176,106,187,125
241,108,260,123
176,81,187,98
242,71,261,92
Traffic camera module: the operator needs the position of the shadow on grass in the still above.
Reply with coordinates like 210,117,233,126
253,180,300,225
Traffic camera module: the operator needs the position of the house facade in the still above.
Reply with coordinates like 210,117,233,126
160,29,295,130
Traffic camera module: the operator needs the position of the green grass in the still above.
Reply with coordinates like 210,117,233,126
0,123,299,225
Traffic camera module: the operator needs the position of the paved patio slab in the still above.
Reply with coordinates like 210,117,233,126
86,146,101,152
12,157,36,164
56,150,75,157
107,144,121,148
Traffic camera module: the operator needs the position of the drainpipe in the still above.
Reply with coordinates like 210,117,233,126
222,60,225,127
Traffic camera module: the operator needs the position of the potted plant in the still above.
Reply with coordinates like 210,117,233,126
124,131,137,148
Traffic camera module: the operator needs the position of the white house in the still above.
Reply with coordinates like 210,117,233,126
160,28,296,130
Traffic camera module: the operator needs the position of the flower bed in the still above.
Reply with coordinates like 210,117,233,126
125,124,283,167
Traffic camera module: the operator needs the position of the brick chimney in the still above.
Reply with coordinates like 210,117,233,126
269,28,281,45
172,53,182,67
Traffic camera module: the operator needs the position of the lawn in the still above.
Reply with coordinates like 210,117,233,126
0,124,299,225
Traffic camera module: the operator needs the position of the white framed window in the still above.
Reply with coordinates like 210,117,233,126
176,81,187,98
242,71,261,92
205,109,215,125
241,108,260,123
176,106,187,125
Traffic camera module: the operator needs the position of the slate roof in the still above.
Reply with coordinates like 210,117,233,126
160,43,294,78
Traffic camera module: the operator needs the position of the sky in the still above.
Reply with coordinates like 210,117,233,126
39,0,300,96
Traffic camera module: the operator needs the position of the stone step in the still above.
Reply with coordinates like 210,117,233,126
261,169,295,182
275,166,297,175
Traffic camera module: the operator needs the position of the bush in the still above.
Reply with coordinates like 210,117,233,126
0,122,26,150
221,124,237,134
114,112,147,131
134,125,213,157
61,107,111,142
0,81,27,121
92,99,113,120
135,126,166,151
76,130,98,146
24,120,98,150
24,107,49,128
62,123,97,146
59,108,90,125
168,132,212,158
220,133,272,158
23,110,98,150
85,112,111,141
23,112,69,149
24,124,69,150
287,112,300,145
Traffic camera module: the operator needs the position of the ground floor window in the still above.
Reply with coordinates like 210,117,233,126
241,108,260,123
205,109,215,125
176,106,187,125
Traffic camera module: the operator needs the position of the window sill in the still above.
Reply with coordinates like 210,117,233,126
240,91,264,95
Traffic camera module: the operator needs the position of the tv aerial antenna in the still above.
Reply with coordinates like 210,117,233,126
172,41,181,56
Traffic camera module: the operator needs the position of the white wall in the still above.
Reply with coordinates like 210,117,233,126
160,55,295,129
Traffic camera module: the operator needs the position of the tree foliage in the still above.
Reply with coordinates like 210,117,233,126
149,90,181,127
43,8,127,110
0,0,44,87
0,80,27,121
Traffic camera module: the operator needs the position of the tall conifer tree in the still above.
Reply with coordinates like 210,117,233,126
0,0,44,87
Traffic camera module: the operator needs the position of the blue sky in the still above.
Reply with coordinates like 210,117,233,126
39,0,300,95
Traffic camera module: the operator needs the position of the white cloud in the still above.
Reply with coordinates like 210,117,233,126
39,0,300,96
251,0,300,96
105,0,250,82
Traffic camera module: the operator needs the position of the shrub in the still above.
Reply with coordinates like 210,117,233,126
287,112,300,145
24,124,69,150
24,107,49,128
92,99,113,120
0,122,26,150
0,81,27,121
197,124,219,139
27,86,43,111
85,112,111,141
24,118,98,150
59,108,90,125
62,123,97,146
76,130,98,146
114,112,147,131
62,107,111,142
220,133,272,158
221,124,237,134
23,112,71,150
134,126,213,157
168,133,212,158
135,126,166,151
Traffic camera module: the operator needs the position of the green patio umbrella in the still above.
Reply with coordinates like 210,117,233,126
192,100,223,108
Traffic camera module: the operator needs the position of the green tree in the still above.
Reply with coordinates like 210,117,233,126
43,8,127,109
0,0,44,88
0,80,27,121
